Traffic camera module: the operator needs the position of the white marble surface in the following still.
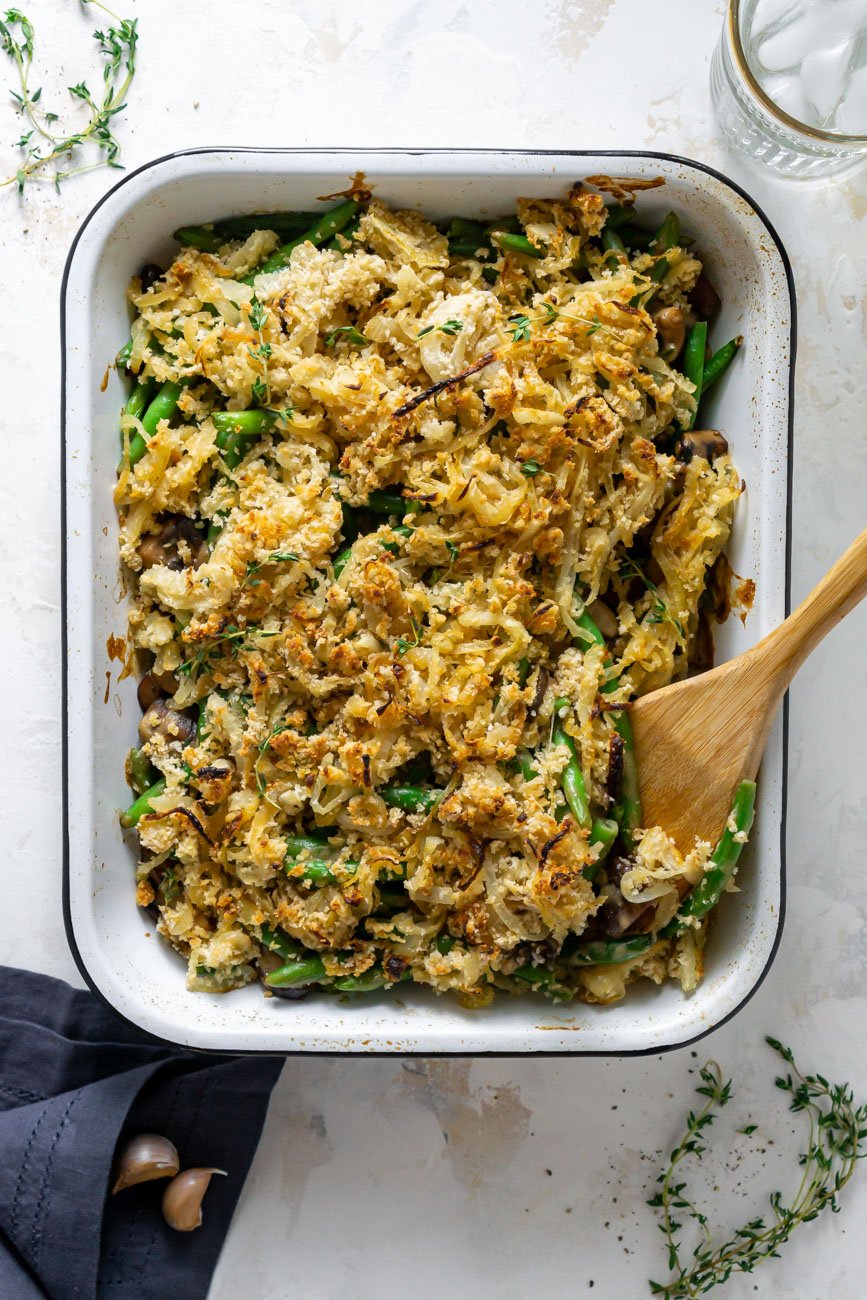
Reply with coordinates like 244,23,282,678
1,1,866,1296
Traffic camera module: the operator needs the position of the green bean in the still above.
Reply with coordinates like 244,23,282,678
487,214,521,235
206,517,225,548
449,239,492,259
661,780,757,936
365,489,422,516
285,833,335,856
683,321,708,431
575,609,606,649
572,608,642,843
174,225,223,252
333,546,353,578
589,816,618,860
123,378,156,424
325,214,362,251
289,858,358,887
436,932,455,955
212,410,280,470
552,721,592,831
333,969,388,993
196,699,209,742
260,926,302,960
249,199,361,280
616,223,654,250
652,210,680,251
265,956,327,987
512,963,557,987
604,204,636,230
126,747,156,795
213,211,316,240
380,524,412,555
128,379,187,467
512,748,538,782
491,231,545,259
116,337,133,370
381,785,440,814
566,935,653,966
517,656,532,688
601,228,627,256
611,712,642,850
212,410,279,440
650,256,670,284
450,216,488,241
120,778,166,828
701,336,743,393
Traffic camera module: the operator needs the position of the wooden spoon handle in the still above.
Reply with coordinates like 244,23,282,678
754,527,867,689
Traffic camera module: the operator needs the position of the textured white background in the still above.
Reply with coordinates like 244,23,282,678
1,1,866,1297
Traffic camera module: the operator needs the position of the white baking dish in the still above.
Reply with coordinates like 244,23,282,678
62,149,794,1054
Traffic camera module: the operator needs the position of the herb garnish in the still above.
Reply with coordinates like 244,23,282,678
325,324,367,347
520,460,542,477
178,624,279,680
244,550,299,587
648,1039,867,1298
255,721,290,794
619,556,684,638
417,319,463,339
0,2,138,193
394,614,423,656
508,304,610,344
248,295,271,406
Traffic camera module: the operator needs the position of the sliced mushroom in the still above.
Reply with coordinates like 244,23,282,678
162,1168,226,1232
139,263,165,292
653,306,687,362
676,429,729,464
688,610,715,678
690,271,722,322
112,1134,180,1193
586,598,618,640
136,669,179,712
139,699,196,747
138,515,209,572
528,666,549,716
598,855,657,938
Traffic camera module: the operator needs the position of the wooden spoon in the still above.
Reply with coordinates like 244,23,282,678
630,529,867,853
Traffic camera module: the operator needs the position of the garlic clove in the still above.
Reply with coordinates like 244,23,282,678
112,1134,180,1194
161,1167,226,1232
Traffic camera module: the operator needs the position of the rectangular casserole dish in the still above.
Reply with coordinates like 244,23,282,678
62,149,794,1054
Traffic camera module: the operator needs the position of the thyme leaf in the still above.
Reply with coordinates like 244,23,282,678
325,324,367,347
649,1039,867,1298
0,2,139,193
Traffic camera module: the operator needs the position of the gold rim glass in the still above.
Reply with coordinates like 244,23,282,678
728,0,867,146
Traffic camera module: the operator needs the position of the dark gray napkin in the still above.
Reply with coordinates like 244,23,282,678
0,965,283,1300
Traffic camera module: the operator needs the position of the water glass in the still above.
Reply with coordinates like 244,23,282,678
710,0,867,178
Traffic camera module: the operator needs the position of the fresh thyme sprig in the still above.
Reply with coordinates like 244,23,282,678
248,295,272,406
417,319,463,339
0,2,138,193
394,614,423,656
506,303,616,345
619,555,685,638
178,624,279,680
325,324,367,347
244,549,299,587
648,1038,867,1298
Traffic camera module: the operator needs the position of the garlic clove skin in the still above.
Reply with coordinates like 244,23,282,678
161,1167,226,1232
112,1134,180,1194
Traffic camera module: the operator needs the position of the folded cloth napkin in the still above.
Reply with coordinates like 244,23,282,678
0,966,283,1300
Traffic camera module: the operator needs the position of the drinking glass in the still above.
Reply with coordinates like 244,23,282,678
710,0,867,178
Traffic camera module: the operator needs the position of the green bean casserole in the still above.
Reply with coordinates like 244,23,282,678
115,179,755,1007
